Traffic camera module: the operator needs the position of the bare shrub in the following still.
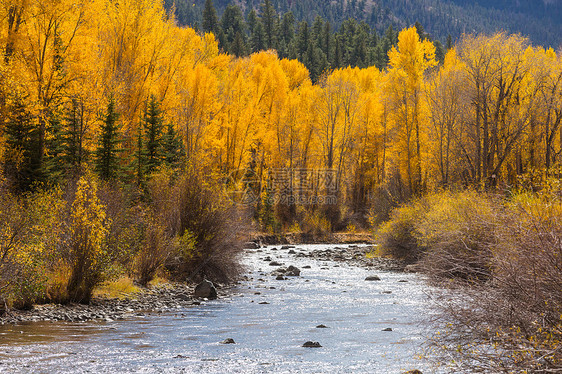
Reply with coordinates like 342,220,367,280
96,182,145,276
413,190,562,373
134,216,172,286
150,168,248,283
299,208,333,239
369,169,409,226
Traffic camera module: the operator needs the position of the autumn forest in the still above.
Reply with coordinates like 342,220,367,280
1,0,562,371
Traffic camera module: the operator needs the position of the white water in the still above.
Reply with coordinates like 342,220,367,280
0,244,443,373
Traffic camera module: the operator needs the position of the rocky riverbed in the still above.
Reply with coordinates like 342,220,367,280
0,283,221,325
1,243,401,326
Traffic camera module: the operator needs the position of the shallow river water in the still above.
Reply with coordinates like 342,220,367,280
0,244,442,373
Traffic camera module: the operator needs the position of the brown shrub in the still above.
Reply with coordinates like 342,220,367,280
406,190,562,373
149,168,248,283
134,216,172,286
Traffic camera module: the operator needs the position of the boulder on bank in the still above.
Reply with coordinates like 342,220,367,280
243,242,260,249
193,280,217,299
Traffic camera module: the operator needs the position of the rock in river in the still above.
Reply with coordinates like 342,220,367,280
193,280,217,299
365,275,381,281
285,265,301,276
302,341,322,348
220,338,236,344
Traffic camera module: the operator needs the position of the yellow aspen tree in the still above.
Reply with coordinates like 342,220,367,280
386,26,436,195
67,173,109,303
457,33,531,187
5,0,94,167
426,49,470,186
350,66,384,212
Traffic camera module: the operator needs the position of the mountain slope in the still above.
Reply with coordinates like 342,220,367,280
168,0,562,48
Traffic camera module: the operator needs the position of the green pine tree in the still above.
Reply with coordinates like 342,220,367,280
94,98,121,181
63,100,88,177
142,95,165,175
251,19,266,52
261,0,278,50
162,123,184,168
202,0,219,34
42,110,66,184
3,96,43,191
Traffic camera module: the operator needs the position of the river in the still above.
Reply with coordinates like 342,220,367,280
0,244,442,373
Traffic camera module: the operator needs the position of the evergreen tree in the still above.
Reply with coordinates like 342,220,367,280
295,21,310,57
261,0,278,50
251,19,266,52
63,100,88,175
280,11,295,46
142,95,165,175
247,8,258,35
333,35,342,68
414,21,428,40
162,123,184,168
434,40,445,63
43,101,88,183
231,31,246,57
322,21,332,63
42,111,66,184
202,0,219,34
3,97,43,191
312,16,325,49
221,4,247,56
446,34,453,50
94,98,121,181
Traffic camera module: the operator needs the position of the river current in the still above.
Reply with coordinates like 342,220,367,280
0,244,442,373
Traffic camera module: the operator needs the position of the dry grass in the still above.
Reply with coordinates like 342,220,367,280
92,277,140,299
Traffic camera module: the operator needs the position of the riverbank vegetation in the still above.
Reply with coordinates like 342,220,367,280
378,187,562,372
1,1,561,370
0,168,246,308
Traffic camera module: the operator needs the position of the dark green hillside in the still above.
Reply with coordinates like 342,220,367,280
166,0,562,48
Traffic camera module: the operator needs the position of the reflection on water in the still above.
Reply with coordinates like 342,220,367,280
0,244,442,373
